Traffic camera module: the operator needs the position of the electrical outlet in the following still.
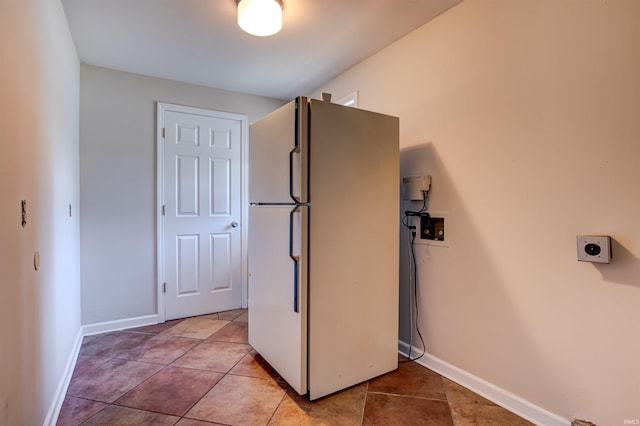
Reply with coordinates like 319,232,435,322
421,216,444,241
577,235,611,263
406,211,449,247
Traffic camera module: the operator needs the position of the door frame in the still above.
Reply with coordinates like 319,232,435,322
156,102,249,322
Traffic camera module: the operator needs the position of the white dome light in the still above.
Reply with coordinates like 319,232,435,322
237,0,283,37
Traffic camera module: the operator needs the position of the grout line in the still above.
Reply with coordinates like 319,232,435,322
264,386,288,425
443,376,459,426
360,385,368,425
365,390,448,402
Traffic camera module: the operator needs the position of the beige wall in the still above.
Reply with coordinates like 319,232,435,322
0,0,81,424
313,0,639,424
80,65,285,325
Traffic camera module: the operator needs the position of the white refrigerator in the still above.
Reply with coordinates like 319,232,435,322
248,96,399,400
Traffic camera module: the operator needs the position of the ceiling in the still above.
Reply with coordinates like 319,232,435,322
62,0,462,100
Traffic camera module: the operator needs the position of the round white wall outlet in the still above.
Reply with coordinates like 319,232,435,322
577,235,611,264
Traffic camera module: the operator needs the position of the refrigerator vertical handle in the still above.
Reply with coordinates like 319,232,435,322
289,97,302,204
289,206,300,313
289,147,301,204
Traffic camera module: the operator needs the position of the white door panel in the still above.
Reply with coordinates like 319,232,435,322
176,155,199,215
176,234,199,295
210,232,232,291
161,106,246,320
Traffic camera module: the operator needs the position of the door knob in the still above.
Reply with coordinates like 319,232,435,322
231,221,239,228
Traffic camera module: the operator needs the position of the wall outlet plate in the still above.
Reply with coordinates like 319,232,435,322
577,235,611,263
408,211,449,248
420,216,445,241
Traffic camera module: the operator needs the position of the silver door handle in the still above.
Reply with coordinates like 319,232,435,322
231,221,239,228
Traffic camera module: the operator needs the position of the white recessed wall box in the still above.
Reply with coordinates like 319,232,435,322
577,235,612,263
402,175,431,201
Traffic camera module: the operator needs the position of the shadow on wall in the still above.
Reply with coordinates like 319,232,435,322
398,142,438,349
398,141,455,351
594,239,640,287
397,141,575,415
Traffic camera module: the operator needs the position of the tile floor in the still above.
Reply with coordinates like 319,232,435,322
57,309,533,425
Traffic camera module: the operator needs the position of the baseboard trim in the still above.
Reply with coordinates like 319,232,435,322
398,340,570,426
82,314,160,336
43,328,84,426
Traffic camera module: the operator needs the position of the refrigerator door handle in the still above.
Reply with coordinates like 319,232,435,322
289,146,301,204
289,205,300,313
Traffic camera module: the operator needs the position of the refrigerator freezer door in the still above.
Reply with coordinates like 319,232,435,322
249,98,308,204
248,204,308,395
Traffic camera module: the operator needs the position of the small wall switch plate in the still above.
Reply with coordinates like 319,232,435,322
577,235,611,263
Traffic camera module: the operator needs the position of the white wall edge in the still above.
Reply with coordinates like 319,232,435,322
240,111,249,309
398,340,570,426
156,102,166,322
43,328,84,426
82,314,160,336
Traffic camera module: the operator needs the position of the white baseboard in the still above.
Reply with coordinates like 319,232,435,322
43,329,84,426
82,314,160,336
398,340,570,426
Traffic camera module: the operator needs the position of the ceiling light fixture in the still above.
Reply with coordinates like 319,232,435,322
237,0,283,37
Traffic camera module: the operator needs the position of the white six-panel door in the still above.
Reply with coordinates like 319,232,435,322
159,103,247,320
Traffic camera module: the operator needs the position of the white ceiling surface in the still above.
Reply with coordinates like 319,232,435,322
62,0,462,100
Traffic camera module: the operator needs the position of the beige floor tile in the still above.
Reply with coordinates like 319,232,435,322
163,318,229,339
67,356,163,403
228,350,287,386
124,334,200,364
202,309,246,321
235,311,248,322
449,403,535,426
186,374,285,425
129,318,186,334
269,383,366,426
175,418,226,426
56,396,107,426
363,393,453,426
442,378,496,406
368,361,447,400
218,308,247,321
172,341,251,373
80,331,153,358
81,405,178,425
115,366,223,416
207,321,248,344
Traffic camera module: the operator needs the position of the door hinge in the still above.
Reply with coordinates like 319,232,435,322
162,127,166,138
162,205,166,215
163,282,166,293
